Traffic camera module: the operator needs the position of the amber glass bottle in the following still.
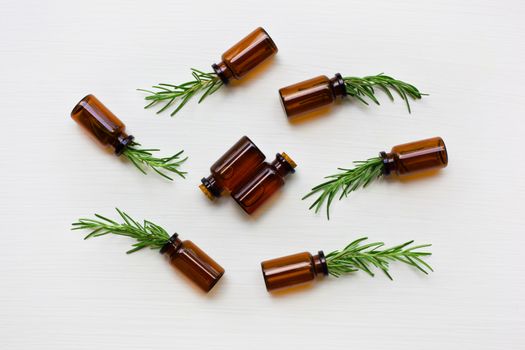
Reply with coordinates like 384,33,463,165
71,94,134,155
381,137,448,176
279,73,346,118
200,136,266,199
200,137,297,215
160,233,224,293
232,152,297,214
261,251,328,292
212,27,278,84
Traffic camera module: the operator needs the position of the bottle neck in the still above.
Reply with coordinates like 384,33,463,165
159,233,182,256
270,152,297,177
114,133,134,156
312,251,329,276
329,73,347,99
199,175,223,200
212,61,234,84
380,151,396,176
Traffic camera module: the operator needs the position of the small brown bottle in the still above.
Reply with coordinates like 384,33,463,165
261,251,328,292
200,136,266,199
279,74,346,118
160,233,225,293
232,153,296,214
212,27,278,84
71,94,134,155
381,137,448,176
200,137,297,215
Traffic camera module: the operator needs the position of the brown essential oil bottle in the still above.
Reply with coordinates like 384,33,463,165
200,136,297,214
71,94,134,155
279,74,346,118
261,251,328,292
199,136,266,199
232,153,297,214
160,233,225,292
212,27,278,84
381,136,448,176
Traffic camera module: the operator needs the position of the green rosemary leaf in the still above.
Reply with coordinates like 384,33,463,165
375,83,395,101
171,89,195,116
140,68,224,116
404,243,432,252
326,237,432,279
353,94,370,105
355,242,384,252
344,237,368,250
94,214,118,225
152,85,172,92
156,97,176,114
122,141,187,181
152,166,174,181
83,227,104,240
343,73,425,113
303,157,384,219
411,256,434,272
71,209,171,254
199,79,222,103
119,208,143,231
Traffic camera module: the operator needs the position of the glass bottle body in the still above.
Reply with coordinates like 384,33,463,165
382,137,448,176
71,94,133,155
200,136,266,199
231,153,296,215
261,251,327,292
212,27,278,83
160,234,224,293
279,73,346,118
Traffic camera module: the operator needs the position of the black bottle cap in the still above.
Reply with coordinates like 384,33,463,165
159,233,179,254
318,250,329,276
115,135,135,156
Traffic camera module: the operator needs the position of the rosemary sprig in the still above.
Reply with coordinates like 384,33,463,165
326,237,433,279
71,208,171,254
343,73,425,113
303,157,384,219
122,141,187,181
138,68,224,116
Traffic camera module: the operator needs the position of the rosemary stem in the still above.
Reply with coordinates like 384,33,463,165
122,141,187,181
326,237,433,279
343,73,426,113
71,209,171,254
303,157,384,219
139,68,224,116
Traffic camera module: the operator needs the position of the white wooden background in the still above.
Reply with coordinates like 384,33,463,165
1,0,524,349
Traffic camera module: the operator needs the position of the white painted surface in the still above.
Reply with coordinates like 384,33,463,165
1,0,524,348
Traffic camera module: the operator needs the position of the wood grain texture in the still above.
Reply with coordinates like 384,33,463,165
0,0,524,349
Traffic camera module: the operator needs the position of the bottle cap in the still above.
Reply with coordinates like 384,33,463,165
199,183,215,201
280,152,297,169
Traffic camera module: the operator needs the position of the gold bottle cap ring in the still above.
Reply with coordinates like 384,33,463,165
199,183,215,201
281,152,297,169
